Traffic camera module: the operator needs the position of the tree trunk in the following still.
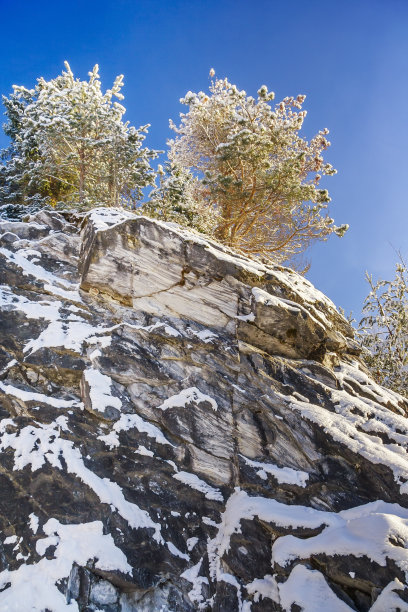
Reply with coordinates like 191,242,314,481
79,147,85,204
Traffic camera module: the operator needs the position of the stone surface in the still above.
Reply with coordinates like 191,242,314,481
0,206,407,611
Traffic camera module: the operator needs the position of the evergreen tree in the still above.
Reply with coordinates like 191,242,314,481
168,71,348,266
141,162,217,234
359,257,408,396
0,62,157,208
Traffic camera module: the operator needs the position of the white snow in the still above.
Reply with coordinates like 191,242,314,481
181,558,209,604
166,541,189,561
206,489,408,610
285,384,408,494
174,471,223,502
272,502,408,577
23,320,115,356
97,431,120,449
21,316,180,361
252,287,301,314
87,207,137,232
83,368,122,413
246,574,279,604
269,268,337,312
28,513,39,534
0,519,131,612
240,454,309,487
0,417,163,542
187,537,199,551
0,285,62,321
0,247,81,301
0,381,81,410
202,516,219,527
208,489,337,570
158,387,218,412
279,565,352,612
0,358,17,376
120,320,181,338
98,412,172,449
232,384,247,394
189,328,218,343
136,445,154,457
144,321,181,337
369,579,408,611
0,284,117,358
336,361,407,417
208,490,408,578
89,347,102,360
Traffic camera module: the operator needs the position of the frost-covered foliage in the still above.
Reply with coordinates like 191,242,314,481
140,162,218,234
359,258,408,396
0,62,157,209
169,71,348,266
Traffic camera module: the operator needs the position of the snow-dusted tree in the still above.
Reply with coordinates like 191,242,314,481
0,62,157,208
359,258,408,396
169,72,348,266
0,86,40,205
141,162,218,234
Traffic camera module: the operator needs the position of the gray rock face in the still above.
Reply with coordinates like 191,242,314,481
0,206,408,612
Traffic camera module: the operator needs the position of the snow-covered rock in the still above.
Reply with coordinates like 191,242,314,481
0,205,407,611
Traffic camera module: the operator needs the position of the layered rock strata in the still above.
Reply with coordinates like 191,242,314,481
0,206,407,611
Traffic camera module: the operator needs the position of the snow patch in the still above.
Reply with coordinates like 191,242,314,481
0,417,163,542
0,519,131,612
166,541,189,561
87,207,137,232
187,537,199,551
83,368,122,413
181,558,209,604
98,412,172,448
279,564,352,612
286,386,408,494
252,287,301,314
0,381,81,410
240,455,309,487
28,513,39,535
272,503,408,578
189,328,218,343
158,387,218,412
0,247,81,301
24,320,116,356
174,471,223,502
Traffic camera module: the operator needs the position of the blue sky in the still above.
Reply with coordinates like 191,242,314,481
0,0,407,317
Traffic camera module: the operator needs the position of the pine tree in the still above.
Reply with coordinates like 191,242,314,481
141,162,217,234
0,87,39,205
0,62,157,209
168,72,348,266
359,257,408,396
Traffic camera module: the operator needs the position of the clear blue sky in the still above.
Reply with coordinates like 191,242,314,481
1,0,407,318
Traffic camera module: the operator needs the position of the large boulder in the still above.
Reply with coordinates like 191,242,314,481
79,209,356,361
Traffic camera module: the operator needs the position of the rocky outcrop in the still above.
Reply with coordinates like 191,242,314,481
0,206,408,611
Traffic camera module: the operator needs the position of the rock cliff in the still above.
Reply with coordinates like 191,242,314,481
0,206,408,611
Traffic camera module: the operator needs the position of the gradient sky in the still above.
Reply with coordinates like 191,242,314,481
0,0,407,318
